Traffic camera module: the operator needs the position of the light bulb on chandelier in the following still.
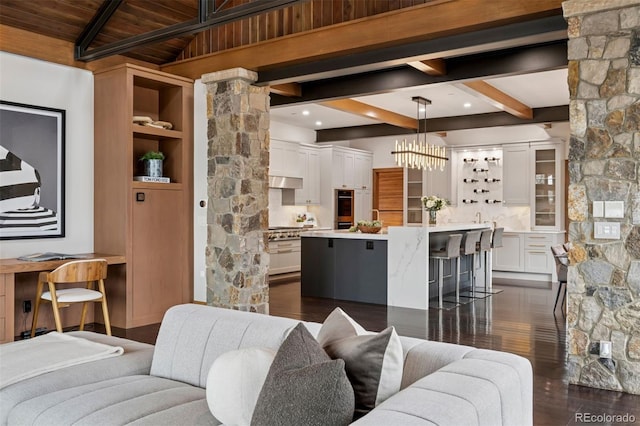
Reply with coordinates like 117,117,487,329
390,96,448,171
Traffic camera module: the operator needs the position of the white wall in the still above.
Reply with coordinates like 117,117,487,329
193,79,207,302
0,53,94,258
270,120,316,144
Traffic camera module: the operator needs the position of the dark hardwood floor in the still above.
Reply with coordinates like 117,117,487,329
109,281,640,426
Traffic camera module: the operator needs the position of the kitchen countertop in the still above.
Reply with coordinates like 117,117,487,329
303,223,491,240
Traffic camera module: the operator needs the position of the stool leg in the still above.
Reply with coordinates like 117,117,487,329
455,257,460,305
438,258,444,309
471,253,477,297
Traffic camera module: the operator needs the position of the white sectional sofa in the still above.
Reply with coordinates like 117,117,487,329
1,304,533,425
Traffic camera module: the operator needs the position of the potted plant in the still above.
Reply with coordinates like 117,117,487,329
140,151,165,177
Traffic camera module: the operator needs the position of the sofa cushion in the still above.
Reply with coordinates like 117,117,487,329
206,347,275,425
251,323,354,426
317,308,403,419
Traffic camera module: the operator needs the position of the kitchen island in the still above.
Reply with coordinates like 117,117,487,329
301,224,491,310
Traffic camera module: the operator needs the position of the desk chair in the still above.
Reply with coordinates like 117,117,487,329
31,259,111,337
430,234,463,309
551,245,568,315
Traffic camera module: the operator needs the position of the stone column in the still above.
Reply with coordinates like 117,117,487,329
563,0,640,394
201,68,270,313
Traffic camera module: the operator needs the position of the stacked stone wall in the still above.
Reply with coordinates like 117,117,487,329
201,68,270,313
564,0,640,394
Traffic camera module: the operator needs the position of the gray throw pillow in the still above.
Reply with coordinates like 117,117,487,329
251,323,354,426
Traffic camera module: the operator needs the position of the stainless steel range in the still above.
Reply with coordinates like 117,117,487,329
267,227,308,275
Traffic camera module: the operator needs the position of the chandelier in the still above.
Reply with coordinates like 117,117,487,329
391,96,448,171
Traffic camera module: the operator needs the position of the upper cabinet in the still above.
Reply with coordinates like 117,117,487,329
531,142,563,230
270,139,301,178
295,145,321,205
332,147,371,190
503,144,530,205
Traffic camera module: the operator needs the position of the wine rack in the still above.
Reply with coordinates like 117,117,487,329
459,148,503,206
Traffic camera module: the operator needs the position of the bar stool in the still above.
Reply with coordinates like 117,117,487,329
429,233,463,310
471,229,493,298
475,227,504,295
459,230,481,298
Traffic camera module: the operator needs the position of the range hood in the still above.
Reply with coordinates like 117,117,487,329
269,175,303,189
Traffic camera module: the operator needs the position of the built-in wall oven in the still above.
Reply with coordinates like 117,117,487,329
335,189,354,229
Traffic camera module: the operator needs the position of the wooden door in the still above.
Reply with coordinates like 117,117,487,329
373,168,404,226
131,187,188,326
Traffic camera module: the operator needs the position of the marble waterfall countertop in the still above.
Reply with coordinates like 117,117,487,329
303,223,490,240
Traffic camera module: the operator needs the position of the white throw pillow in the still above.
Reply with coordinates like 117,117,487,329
317,308,404,419
205,347,275,426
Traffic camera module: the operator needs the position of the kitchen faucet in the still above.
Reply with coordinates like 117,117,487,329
475,211,481,224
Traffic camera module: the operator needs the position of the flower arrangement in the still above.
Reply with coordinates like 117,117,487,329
421,195,448,211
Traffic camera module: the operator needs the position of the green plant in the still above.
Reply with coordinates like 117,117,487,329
140,151,165,161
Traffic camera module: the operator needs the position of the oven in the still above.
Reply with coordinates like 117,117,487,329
335,189,354,229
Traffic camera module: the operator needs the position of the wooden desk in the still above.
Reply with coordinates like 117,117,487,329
0,253,126,343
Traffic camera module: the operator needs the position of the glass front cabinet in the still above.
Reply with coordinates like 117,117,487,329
531,142,563,230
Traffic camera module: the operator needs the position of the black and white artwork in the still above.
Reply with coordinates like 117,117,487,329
0,101,65,239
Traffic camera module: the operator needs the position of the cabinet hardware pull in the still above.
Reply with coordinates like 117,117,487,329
529,244,546,247
528,251,547,254
529,236,546,239
277,249,293,254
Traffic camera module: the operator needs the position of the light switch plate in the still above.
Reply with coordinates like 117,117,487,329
594,222,621,239
605,201,624,218
593,201,604,218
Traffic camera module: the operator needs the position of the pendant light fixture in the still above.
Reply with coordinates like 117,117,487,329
391,96,448,171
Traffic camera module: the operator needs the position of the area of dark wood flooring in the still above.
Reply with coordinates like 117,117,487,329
106,281,640,426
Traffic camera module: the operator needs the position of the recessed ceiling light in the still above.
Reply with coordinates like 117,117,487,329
302,110,310,116
463,102,472,108
315,121,322,126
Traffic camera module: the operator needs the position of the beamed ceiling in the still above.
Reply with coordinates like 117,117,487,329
0,0,569,141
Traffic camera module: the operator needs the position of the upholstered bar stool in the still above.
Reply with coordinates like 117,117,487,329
471,229,494,299
459,230,481,299
429,233,463,310
486,227,504,294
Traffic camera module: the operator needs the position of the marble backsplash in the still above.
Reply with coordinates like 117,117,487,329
438,205,531,231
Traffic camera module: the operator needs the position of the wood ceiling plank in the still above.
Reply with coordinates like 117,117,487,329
320,99,418,130
407,58,447,76
461,80,533,119
162,0,564,79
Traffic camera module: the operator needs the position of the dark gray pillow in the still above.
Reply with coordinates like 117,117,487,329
251,323,354,426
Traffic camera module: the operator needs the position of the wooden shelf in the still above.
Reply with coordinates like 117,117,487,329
133,125,182,140
131,181,183,190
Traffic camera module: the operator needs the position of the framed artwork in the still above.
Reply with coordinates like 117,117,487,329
0,101,65,239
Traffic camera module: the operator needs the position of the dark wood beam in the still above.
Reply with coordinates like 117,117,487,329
161,1,565,79
270,41,568,106
315,105,568,142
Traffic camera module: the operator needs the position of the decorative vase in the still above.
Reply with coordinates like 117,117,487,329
143,159,163,177
428,210,437,225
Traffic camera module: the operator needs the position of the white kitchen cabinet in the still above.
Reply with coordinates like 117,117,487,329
503,144,530,205
354,153,373,190
268,239,301,275
405,167,424,225
354,189,372,222
295,146,321,205
426,147,453,205
531,142,563,230
492,232,524,272
332,148,356,189
270,139,301,178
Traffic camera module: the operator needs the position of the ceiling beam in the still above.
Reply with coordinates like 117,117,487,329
460,80,533,119
161,0,565,80
75,0,305,61
270,41,568,106
270,83,302,97
319,99,417,130
407,59,447,76
315,105,568,142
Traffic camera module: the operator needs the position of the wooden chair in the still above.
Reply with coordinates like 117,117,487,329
31,259,111,337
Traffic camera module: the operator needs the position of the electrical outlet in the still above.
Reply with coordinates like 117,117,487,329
22,300,32,313
599,340,612,358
